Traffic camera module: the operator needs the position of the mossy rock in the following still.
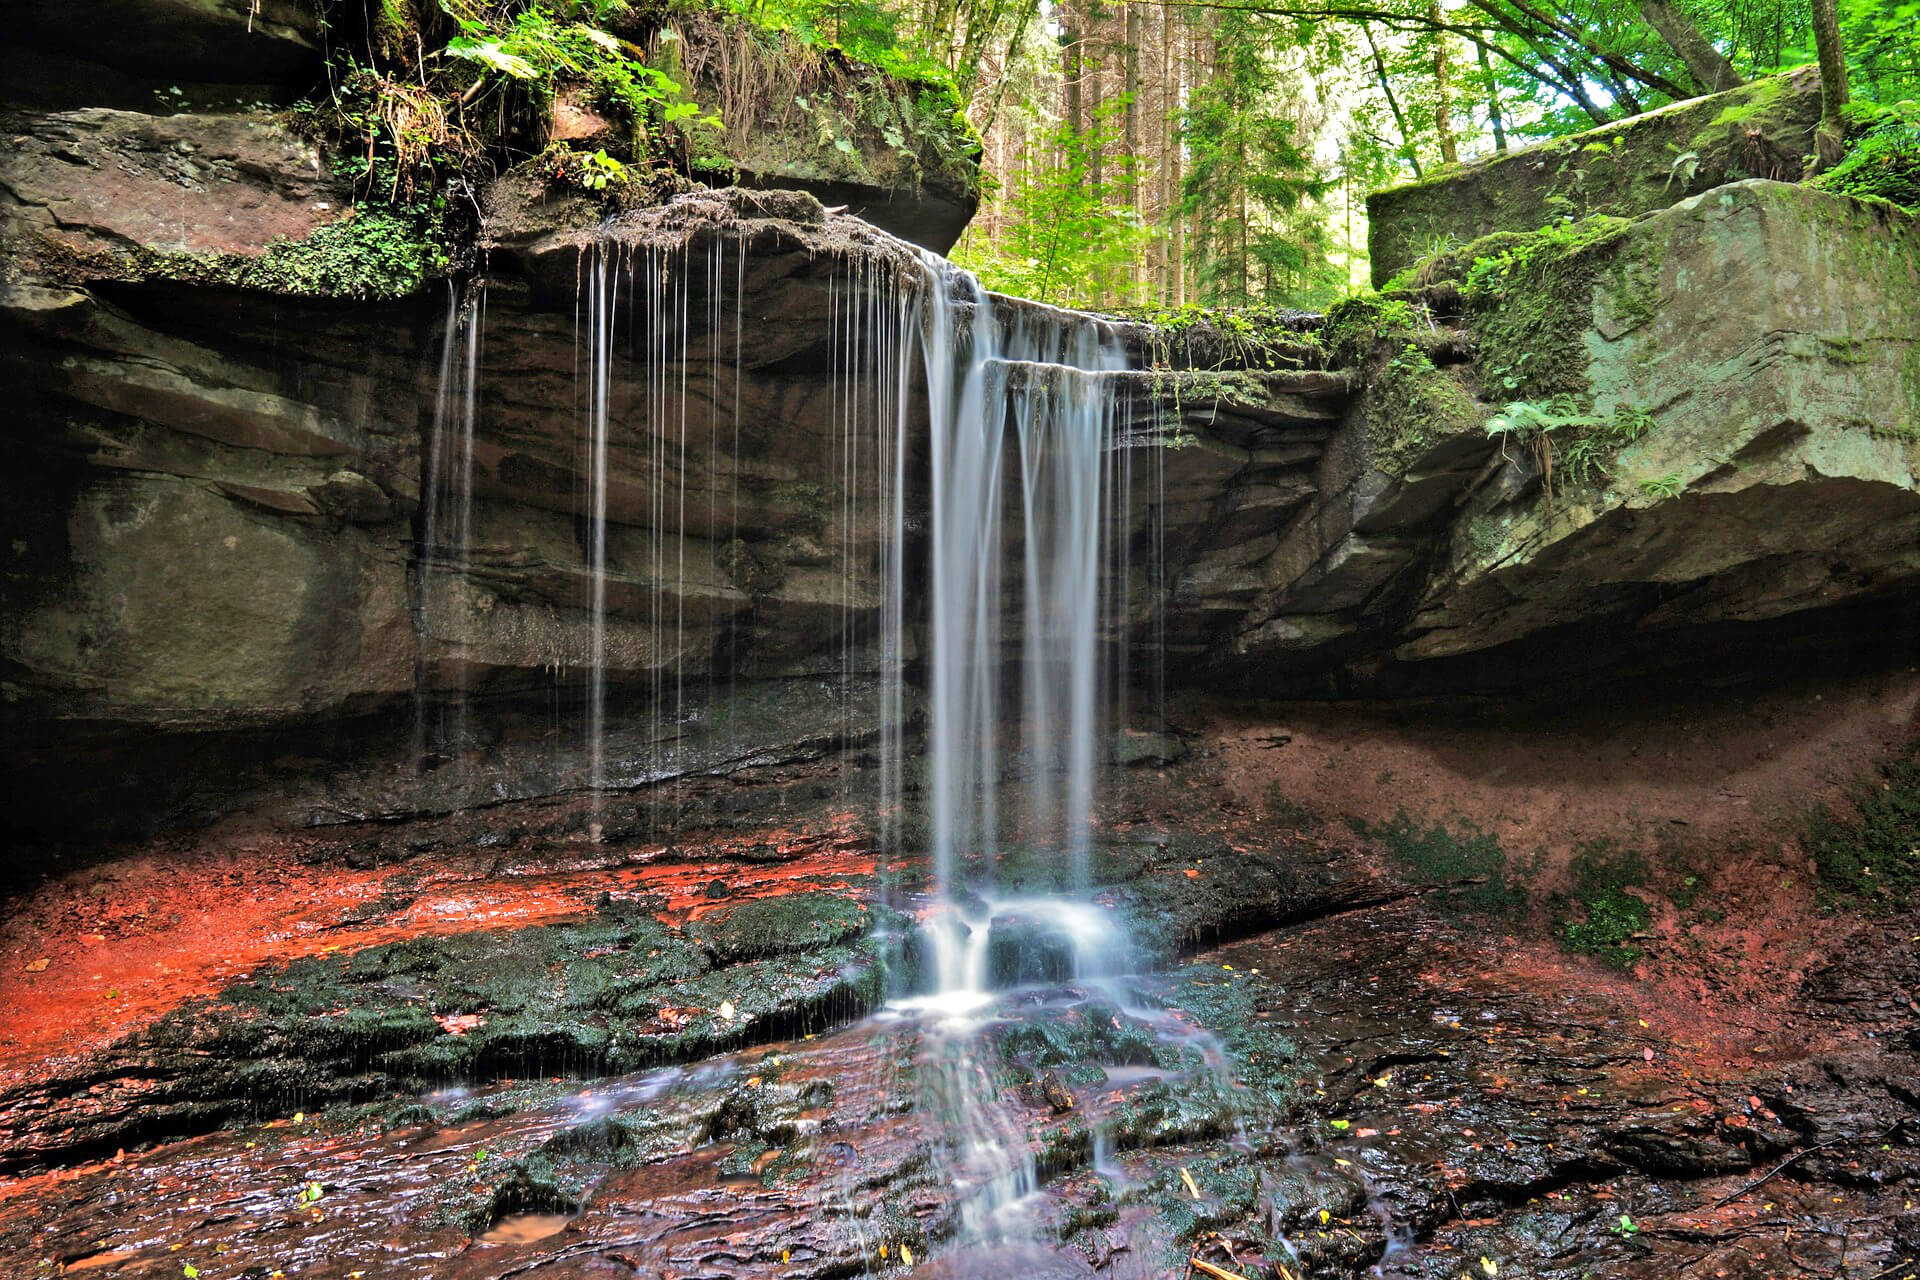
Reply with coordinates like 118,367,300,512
1812,107,1920,213
693,891,872,962
126,897,884,1113
1366,67,1823,286
1360,343,1485,477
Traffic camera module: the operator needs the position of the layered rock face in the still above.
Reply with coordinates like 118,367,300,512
1200,182,1920,692
3,14,1917,845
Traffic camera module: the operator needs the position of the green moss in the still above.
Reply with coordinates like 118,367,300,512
135,206,449,300
1462,213,1637,403
1552,840,1652,970
1804,747,1920,910
133,898,888,1110
1703,69,1789,131
693,892,871,962
1363,342,1482,475
1812,106,1920,213
1358,809,1528,918
1320,292,1423,368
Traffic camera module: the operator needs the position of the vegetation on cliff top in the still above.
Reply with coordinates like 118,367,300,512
1813,99,1920,210
1805,747,1920,910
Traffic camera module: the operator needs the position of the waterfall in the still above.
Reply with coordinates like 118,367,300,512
895,255,1137,1252
414,283,483,773
910,255,1131,1002
409,200,1156,1260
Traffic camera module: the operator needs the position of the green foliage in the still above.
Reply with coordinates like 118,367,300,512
1360,809,1528,918
1813,100,1920,211
438,0,721,145
954,102,1149,307
138,205,450,300
1553,840,1651,971
720,0,956,88
1485,396,1656,494
1131,303,1317,372
1636,471,1685,499
1179,11,1340,308
1319,292,1420,367
1803,748,1920,910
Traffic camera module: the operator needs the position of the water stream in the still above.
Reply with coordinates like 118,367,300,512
415,216,1165,1262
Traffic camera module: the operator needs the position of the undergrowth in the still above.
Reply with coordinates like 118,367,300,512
1803,747,1920,911
1358,810,1528,918
1812,101,1920,212
1551,839,1652,971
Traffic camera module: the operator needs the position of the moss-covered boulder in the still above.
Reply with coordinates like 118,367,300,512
1219,179,1919,690
0,107,446,301
1404,180,1920,658
1366,67,1823,287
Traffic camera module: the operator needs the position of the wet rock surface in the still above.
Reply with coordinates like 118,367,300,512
2,888,1914,1278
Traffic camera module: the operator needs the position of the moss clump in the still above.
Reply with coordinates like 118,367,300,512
1358,809,1528,918
136,206,450,300
1552,840,1652,970
1804,748,1920,910
1319,292,1424,368
1393,228,1539,290
1362,342,1483,475
1133,302,1318,371
1812,106,1920,213
1462,214,1635,401
133,899,887,1112
693,891,871,962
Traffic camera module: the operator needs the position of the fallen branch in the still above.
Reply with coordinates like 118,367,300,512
1708,1121,1905,1209
1189,1259,1249,1280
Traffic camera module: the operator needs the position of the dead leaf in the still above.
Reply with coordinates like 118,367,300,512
23,957,49,973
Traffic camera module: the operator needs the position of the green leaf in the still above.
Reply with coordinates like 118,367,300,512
445,36,537,80
575,24,623,52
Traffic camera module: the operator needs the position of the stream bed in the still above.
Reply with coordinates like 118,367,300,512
3,875,1914,1279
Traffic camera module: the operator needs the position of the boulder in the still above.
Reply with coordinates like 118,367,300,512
1366,67,1823,287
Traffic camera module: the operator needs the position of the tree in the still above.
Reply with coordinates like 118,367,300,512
1811,0,1850,168
1631,0,1742,92
1178,10,1337,305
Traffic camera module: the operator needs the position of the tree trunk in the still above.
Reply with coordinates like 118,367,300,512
1632,0,1743,94
1088,10,1104,190
1430,4,1459,165
1124,0,1142,300
1152,0,1167,305
1476,41,1507,151
1810,0,1849,169
1063,0,1083,137
1365,25,1422,179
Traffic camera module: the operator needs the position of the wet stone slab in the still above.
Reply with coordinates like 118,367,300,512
2,899,1915,1278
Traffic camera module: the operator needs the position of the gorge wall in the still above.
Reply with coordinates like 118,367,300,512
3,26,1918,848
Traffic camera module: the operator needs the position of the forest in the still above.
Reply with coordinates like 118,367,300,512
719,0,1919,307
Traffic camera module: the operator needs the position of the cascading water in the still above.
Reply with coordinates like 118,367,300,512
908,256,1132,1001
895,253,1143,1253
414,283,483,773
416,201,1164,1262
